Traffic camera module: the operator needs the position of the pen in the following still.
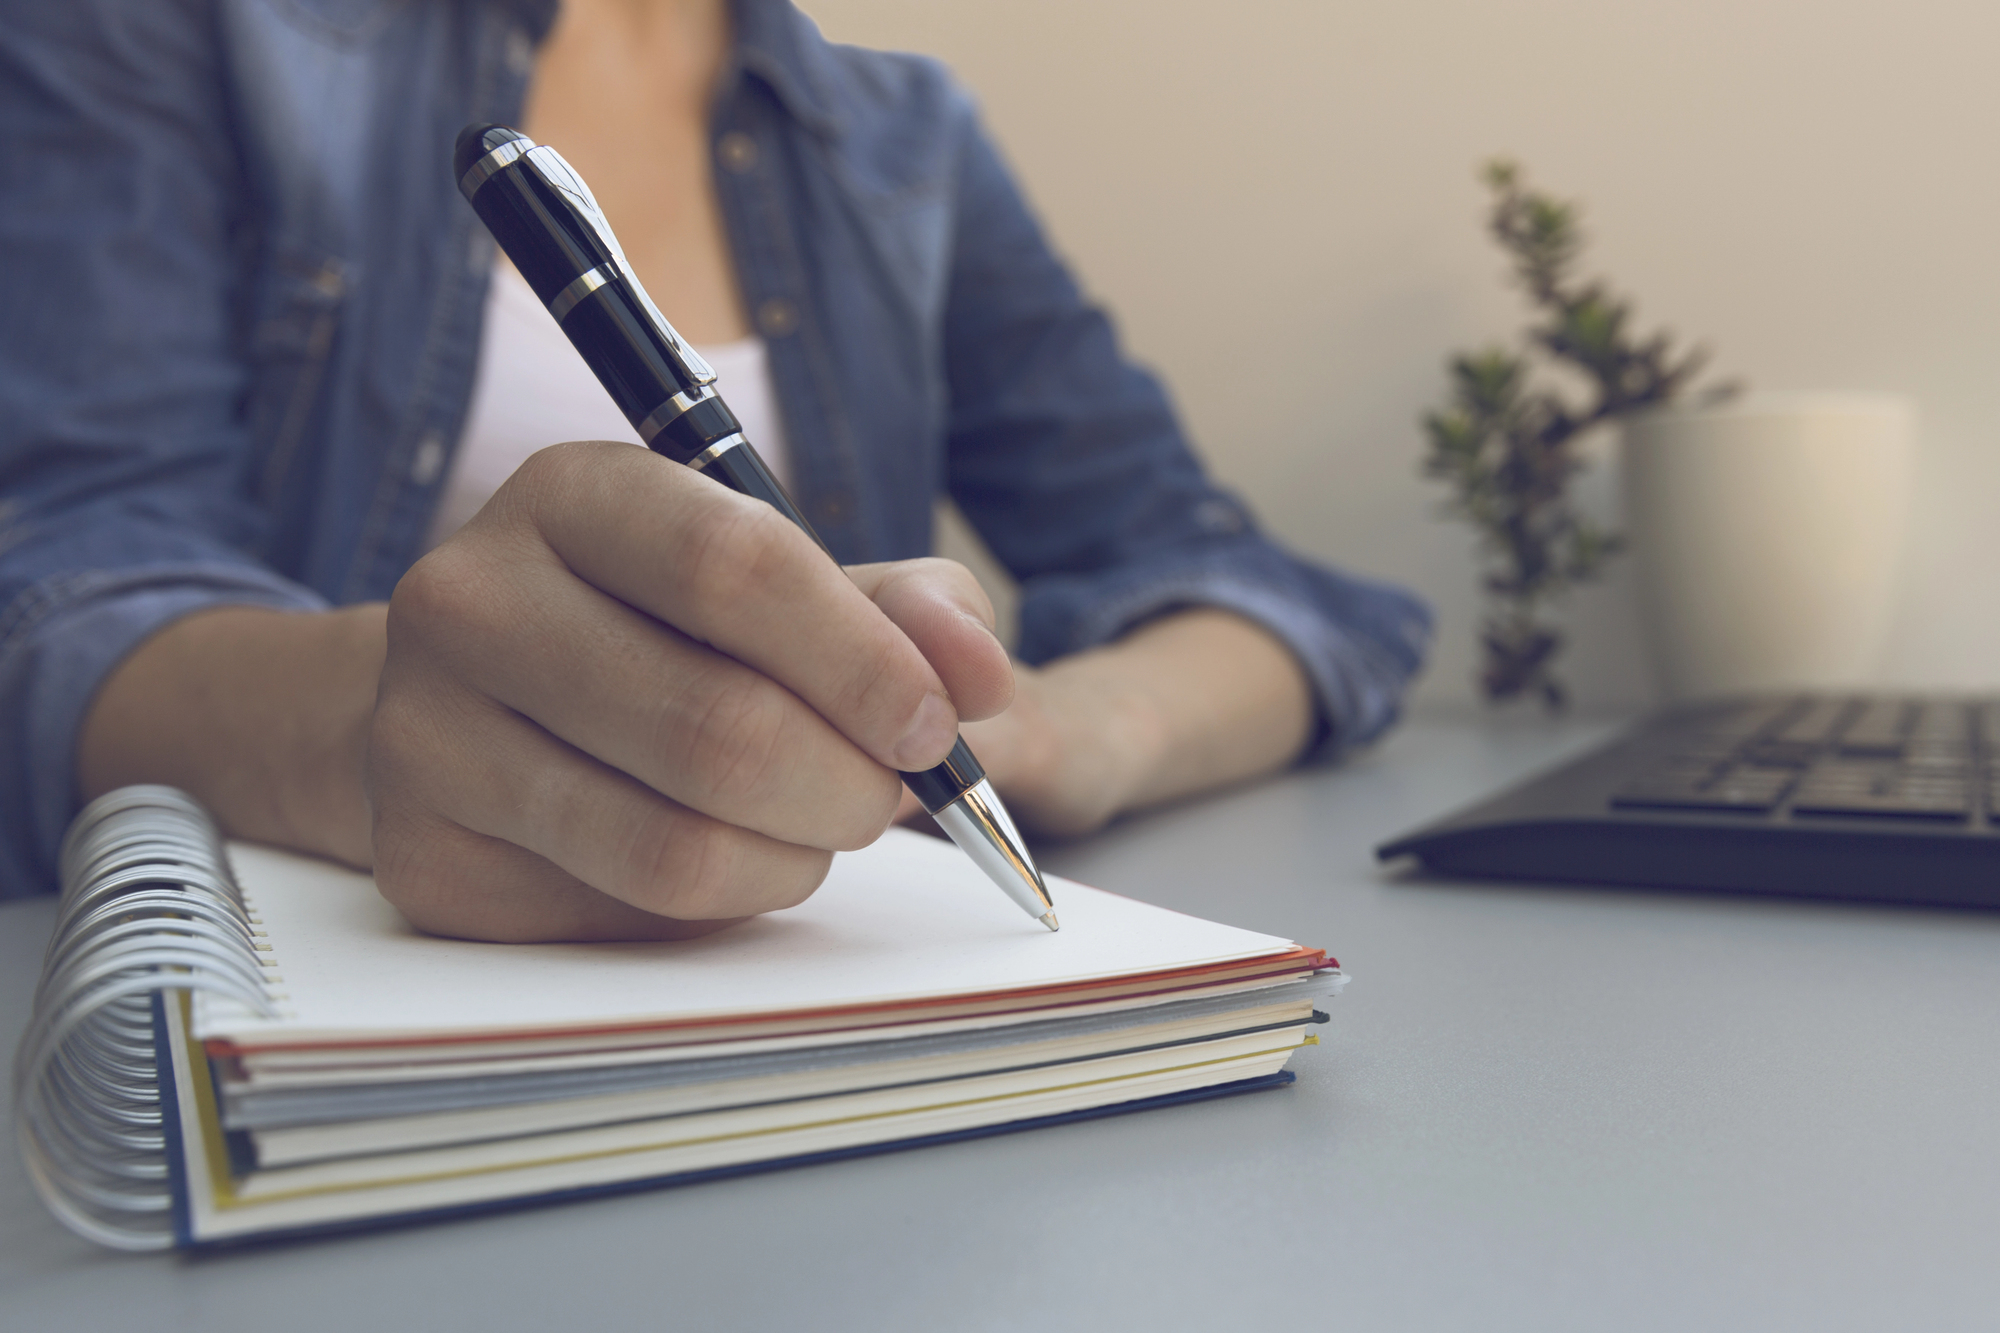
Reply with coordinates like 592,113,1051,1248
453,124,1058,932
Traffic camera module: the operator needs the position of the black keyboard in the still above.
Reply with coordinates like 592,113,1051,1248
1375,695,2000,908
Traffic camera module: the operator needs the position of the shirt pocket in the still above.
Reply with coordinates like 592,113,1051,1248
243,245,348,506
256,0,401,45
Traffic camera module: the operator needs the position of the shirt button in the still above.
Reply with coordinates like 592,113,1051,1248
505,28,534,77
410,431,448,487
1194,498,1246,534
716,132,759,174
817,491,852,522
756,298,799,338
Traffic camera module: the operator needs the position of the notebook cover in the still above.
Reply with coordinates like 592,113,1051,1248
159,994,1293,1251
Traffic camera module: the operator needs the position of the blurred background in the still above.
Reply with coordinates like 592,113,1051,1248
802,0,2000,713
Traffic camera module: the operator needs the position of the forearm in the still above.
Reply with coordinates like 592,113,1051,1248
76,604,386,867
1104,608,1315,810
979,607,1315,836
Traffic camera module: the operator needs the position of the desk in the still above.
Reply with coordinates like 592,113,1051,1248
5,712,1999,1331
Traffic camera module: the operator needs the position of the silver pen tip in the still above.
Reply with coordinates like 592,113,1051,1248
928,777,1057,930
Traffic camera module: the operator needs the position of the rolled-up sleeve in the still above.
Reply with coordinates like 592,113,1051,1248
0,1,326,897
0,550,323,897
938,107,1430,758
1012,537,1430,759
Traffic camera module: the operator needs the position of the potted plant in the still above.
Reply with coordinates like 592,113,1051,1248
1421,161,1727,707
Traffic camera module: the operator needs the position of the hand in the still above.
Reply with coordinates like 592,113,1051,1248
900,659,1151,838
897,608,1316,840
370,441,1013,942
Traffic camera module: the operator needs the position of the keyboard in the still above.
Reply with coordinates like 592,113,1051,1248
1375,694,2000,908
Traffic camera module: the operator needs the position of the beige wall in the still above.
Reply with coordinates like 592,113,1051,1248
804,0,2000,710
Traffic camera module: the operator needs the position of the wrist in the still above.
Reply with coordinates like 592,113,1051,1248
1003,608,1314,830
998,654,1167,836
1056,656,1169,813
277,603,387,866
77,602,387,869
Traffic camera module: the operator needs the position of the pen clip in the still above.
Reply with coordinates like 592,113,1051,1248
521,144,717,387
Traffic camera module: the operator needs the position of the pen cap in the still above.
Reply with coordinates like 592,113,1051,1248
455,122,713,418
454,124,523,190
454,125,617,308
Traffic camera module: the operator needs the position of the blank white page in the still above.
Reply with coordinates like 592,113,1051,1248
195,827,1299,1045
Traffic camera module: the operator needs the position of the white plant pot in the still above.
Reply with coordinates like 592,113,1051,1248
1621,392,1916,701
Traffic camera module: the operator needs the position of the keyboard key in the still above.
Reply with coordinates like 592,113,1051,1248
1977,703,2000,749
1611,694,1992,825
1614,766,1794,813
1670,738,1742,763
1697,701,1793,740
1654,754,1727,777
1775,698,1854,746
1910,702,1972,744
1838,699,1911,756
1906,742,1969,765
1791,761,1970,820
1746,700,1854,766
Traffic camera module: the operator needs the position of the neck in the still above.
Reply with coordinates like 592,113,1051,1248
540,0,732,108
519,0,751,343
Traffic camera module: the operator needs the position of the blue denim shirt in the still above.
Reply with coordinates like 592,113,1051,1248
0,0,1431,899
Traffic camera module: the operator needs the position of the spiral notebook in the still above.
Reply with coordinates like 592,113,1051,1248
16,788,1340,1251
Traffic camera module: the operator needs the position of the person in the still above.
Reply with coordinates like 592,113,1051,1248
0,0,1430,938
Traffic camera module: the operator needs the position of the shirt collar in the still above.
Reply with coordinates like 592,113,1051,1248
503,0,561,47
729,0,845,139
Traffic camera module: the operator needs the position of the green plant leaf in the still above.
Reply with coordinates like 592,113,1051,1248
1415,159,1735,708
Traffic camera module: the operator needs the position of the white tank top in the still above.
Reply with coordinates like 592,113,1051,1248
425,262,793,550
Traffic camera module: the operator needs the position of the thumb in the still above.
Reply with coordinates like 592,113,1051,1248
846,558,1015,724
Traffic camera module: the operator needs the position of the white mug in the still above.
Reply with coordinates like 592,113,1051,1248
1621,392,1916,701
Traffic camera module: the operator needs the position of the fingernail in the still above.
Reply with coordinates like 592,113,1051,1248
891,692,957,770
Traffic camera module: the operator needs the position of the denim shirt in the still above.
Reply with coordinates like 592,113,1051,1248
0,0,1431,898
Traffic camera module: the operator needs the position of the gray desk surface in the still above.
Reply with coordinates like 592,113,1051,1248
5,712,1999,1332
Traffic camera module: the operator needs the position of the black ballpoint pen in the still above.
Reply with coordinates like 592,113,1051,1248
453,124,1058,931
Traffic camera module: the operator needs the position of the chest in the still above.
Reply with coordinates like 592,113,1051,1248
516,9,746,344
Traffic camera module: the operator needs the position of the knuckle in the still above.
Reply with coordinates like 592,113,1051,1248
680,497,798,612
619,811,733,918
670,670,791,809
613,809,831,920
388,541,537,675
494,441,606,536
389,543,492,642
364,694,420,771
369,808,457,919
826,771,902,852
762,845,834,911
386,551,454,635
835,633,925,734
366,689,452,780
508,439,585,495
512,749,585,839
890,556,993,624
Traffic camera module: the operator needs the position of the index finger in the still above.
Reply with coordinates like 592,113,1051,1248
491,441,962,773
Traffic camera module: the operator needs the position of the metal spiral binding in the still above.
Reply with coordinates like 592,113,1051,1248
12,787,278,1250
